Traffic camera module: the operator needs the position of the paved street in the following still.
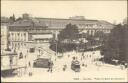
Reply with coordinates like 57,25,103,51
2,50,127,82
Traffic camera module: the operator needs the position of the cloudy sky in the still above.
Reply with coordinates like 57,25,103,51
1,1,127,24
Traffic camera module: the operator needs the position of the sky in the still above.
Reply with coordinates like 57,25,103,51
1,1,127,24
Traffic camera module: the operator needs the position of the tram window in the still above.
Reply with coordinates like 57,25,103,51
74,65,80,68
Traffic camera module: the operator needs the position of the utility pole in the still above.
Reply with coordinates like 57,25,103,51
55,41,57,56
55,31,58,57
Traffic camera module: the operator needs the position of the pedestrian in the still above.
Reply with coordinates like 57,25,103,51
73,57,75,60
47,61,51,72
124,63,127,68
48,61,53,73
28,61,32,76
29,61,31,67
82,63,84,66
63,65,67,71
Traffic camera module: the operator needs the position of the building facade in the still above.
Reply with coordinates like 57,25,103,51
8,14,114,51
8,17,52,51
36,16,114,36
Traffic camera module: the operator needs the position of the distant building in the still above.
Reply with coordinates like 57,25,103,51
8,15,52,51
22,13,30,19
36,16,114,36
8,14,114,51
1,17,19,72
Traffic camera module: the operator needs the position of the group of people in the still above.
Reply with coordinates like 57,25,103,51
75,51,102,70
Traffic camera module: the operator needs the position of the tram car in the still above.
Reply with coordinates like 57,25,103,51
71,60,81,72
33,55,52,68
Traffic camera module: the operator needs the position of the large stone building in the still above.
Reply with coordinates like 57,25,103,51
8,18,51,51
36,16,114,36
8,14,114,51
1,17,10,51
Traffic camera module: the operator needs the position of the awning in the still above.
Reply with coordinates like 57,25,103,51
32,34,53,39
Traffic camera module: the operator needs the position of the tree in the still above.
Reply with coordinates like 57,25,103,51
50,23,79,53
94,31,104,38
94,31,108,45
101,24,128,64
58,23,79,42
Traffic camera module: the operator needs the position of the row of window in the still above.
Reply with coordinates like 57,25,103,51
9,32,27,41
45,21,106,28
86,30,110,35
10,32,26,36
10,42,26,50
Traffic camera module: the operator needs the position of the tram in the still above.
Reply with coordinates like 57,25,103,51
71,60,81,72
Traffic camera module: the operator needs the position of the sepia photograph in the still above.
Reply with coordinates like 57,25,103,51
1,0,128,82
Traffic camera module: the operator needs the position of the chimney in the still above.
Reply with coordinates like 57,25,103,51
22,13,29,19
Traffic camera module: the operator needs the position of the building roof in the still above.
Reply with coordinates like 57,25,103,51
36,17,99,25
9,18,46,27
36,17,98,21
99,20,113,26
98,20,114,29
36,17,113,27
8,16,114,30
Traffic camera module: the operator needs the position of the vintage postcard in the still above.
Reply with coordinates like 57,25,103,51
1,0,128,82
